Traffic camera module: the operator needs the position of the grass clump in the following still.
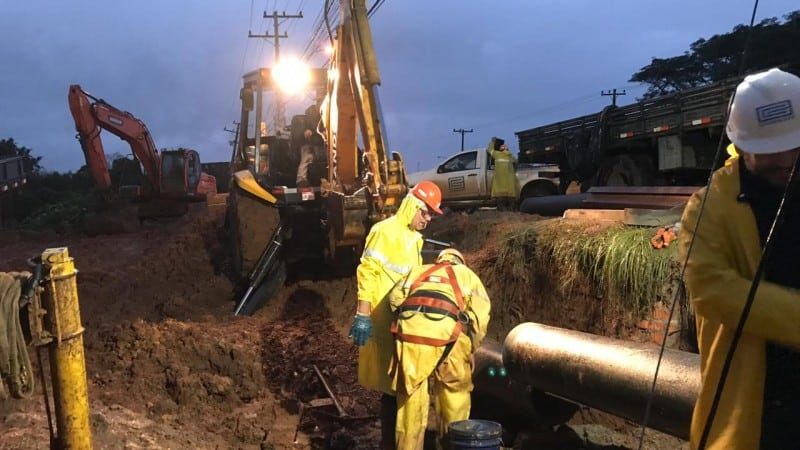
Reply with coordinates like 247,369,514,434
538,219,677,313
481,218,678,317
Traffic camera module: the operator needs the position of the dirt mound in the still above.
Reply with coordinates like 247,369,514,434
92,319,268,442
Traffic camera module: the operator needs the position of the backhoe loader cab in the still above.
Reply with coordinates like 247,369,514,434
234,68,328,189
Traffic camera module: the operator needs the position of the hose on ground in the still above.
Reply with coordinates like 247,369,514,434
0,272,34,399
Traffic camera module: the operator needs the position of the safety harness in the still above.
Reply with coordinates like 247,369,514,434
390,263,470,348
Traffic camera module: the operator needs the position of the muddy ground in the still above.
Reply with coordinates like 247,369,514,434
0,203,686,449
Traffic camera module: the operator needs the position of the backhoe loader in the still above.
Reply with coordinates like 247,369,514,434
228,0,408,315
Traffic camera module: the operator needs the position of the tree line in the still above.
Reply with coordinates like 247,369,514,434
630,10,800,98
0,137,141,230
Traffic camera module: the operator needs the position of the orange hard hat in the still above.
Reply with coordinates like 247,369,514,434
410,181,443,215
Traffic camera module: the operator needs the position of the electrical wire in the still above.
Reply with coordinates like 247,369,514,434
285,0,306,36
301,1,339,62
465,91,606,130
636,1,761,448
367,0,387,18
222,0,256,134
324,0,334,46
301,9,326,59
449,81,643,132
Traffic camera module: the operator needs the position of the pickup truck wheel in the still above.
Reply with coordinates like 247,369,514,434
519,181,557,202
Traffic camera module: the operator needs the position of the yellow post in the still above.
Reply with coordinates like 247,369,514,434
41,247,93,450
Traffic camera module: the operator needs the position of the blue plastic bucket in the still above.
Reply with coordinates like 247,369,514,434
447,419,503,449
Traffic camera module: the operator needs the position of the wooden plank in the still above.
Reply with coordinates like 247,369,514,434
624,205,686,227
563,209,625,222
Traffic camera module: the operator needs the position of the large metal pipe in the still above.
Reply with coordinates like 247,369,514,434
471,341,578,433
519,193,589,216
502,322,700,440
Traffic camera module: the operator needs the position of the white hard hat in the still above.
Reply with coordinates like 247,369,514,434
726,68,800,155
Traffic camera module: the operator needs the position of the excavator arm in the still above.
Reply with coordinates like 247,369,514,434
68,85,161,193
321,0,407,215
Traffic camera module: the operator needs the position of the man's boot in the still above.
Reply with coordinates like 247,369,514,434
380,394,397,450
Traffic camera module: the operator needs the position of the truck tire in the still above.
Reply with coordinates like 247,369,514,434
518,181,558,204
595,155,654,187
227,184,281,279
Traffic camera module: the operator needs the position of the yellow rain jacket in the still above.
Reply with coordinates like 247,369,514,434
488,144,518,198
387,262,491,449
356,194,424,394
679,158,800,450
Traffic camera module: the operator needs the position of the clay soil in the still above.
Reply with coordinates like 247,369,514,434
0,205,685,449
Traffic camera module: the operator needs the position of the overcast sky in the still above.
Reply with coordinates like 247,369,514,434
1,1,797,174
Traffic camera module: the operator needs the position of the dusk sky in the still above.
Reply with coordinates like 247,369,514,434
1,1,797,174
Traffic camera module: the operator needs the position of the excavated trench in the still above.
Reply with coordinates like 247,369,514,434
0,205,687,449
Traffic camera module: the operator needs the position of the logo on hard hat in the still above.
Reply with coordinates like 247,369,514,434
756,100,794,126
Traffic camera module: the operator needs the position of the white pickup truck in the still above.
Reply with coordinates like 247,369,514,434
408,148,560,209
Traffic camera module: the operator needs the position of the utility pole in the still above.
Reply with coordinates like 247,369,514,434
224,122,240,149
249,10,303,132
601,88,626,106
453,128,473,152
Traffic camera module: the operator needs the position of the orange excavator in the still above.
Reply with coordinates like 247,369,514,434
68,85,217,215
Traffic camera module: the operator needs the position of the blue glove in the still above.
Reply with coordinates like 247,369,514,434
349,314,373,346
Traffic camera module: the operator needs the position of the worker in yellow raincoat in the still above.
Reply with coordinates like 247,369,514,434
349,180,443,449
387,248,491,450
487,137,518,210
679,68,800,450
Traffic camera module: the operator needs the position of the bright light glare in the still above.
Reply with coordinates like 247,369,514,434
272,57,311,96
324,44,334,55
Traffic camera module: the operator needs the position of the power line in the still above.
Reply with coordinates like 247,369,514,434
301,7,326,60
285,0,307,36
466,93,600,130
466,83,643,131
368,0,388,17
302,1,339,62
222,0,257,134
